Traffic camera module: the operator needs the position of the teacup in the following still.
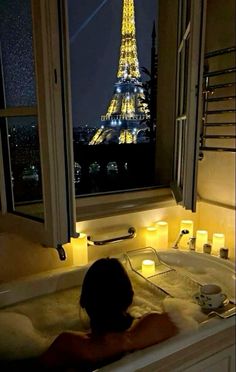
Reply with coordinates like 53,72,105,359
194,284,227,309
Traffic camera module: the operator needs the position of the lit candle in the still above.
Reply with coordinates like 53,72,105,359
196,230,208,251
156,221,168,249
180,220,194,249
145,226,158,248
212,233,225,256
142,259,155,276
71,233,88,265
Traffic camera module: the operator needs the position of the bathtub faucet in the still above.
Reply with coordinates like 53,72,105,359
172,229,189,249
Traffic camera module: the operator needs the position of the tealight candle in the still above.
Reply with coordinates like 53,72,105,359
156,221,168,249
71,233,88,265
212,233,225,256
142,259,155,276
196,230,208,251
145,226,158,248
180,220,194,248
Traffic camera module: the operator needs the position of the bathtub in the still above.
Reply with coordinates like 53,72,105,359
0,249,235,371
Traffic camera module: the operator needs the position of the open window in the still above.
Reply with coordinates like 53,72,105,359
64,0,174,220
64,0,206,218
0,0,75,249
0,0,207,251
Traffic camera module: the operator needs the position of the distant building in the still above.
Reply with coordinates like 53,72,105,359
89,0,150,145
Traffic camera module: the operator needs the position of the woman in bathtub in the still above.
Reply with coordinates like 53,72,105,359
39,257,179,370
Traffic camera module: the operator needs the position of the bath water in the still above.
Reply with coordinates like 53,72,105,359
0,267,209,360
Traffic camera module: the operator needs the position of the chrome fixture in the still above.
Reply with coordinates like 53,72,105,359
87,227,136,246
188,237,196,251
56,244,66,260
172,229,189,249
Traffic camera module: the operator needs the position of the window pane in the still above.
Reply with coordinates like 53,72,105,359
7,116,43,219
67,0,158,196
0,0,37,107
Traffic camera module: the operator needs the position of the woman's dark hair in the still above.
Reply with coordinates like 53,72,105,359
80,258,134,333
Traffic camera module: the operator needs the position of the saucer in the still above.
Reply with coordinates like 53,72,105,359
193,292,229,310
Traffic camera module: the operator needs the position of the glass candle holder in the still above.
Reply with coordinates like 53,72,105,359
142,259,155,276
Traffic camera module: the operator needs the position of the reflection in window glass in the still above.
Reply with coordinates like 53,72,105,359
67,0,158,196
0,0,36,107
7,116,43,208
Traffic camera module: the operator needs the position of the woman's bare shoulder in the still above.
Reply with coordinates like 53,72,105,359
125,312,178,352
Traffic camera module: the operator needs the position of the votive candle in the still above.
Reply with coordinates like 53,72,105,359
180,220,194,248
142,259,155,276
196,230,208,251
145,226,158,248
156,221,169,249
71,233,88,265
212,233,225,256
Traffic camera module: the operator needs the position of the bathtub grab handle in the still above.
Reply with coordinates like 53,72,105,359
87,227,136,246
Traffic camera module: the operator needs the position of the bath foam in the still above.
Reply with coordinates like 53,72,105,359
2,287,85,337
128,269,164,318
0,270,206,360
163,298,206,333
0,312,51,360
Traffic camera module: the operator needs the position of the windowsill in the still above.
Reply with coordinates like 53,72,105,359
76,187,175,221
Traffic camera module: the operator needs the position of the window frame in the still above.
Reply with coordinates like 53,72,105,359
172,0,206,211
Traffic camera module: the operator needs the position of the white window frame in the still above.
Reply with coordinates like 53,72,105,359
172,0,206,211
0,0,76,249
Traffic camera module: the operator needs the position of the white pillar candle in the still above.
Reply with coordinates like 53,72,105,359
145,226,158,248
142,259,155,276
71,233,88,265
156,221,169,249
180,220,194,249
212,233,225,256
196,230,208,251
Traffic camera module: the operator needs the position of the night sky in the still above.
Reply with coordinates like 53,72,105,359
67,0,157,128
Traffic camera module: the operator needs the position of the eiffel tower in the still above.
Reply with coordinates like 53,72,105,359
89,0,150,145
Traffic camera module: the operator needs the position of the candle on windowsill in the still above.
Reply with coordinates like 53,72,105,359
142,259,156,276
71,233,88,265
180,220,194,249
145,226,158,249
156,221,168,249
196,230,208,251
212,233,225,256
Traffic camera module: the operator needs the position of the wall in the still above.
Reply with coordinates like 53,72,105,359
0,199,235,283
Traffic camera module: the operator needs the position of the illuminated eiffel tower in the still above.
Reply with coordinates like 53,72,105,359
89,0,150,145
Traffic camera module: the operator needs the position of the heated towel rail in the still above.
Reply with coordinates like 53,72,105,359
200,46,236,153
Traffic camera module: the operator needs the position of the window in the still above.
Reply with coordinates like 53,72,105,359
0,0,75,248
67,0,160,199
0,0,206,249
0,0,42,219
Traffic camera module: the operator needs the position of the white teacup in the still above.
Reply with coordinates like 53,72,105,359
195,284,227,309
